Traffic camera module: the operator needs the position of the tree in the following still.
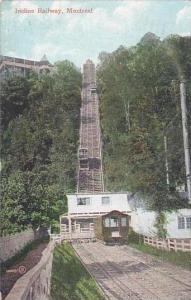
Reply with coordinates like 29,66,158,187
97,33,191,211
1,61,82,235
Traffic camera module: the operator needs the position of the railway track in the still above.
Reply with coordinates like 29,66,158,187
77,60,104,193
73,242,191,300
120,245,191,291
74,243,142,300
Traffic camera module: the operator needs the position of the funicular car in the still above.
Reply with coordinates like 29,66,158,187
95,210,130,244
78,148,89,169
90,87,97,95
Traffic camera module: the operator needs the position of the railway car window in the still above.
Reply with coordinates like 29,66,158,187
104,218,110,227
77,197,90,205
102,197,110,205
110,217,119,227
121,217,127,227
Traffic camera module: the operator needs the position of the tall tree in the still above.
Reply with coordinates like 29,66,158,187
1,61,82,235
97,34,191,210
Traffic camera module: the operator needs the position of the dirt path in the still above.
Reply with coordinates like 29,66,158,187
73,242,191,300
0,242,47,299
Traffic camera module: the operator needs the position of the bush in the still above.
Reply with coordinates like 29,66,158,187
128,228,143,244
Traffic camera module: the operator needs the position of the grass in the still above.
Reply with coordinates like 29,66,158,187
128,230,191,270
1,236,49,275
50,242,105,300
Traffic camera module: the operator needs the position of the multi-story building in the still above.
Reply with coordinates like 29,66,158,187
0,54,53,80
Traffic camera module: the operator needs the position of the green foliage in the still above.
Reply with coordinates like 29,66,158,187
128,228,143,244
153,212,168,238
129,243,191,270
1,60,82,235
97,34,191,211
1,76,31,130
50,242,105,300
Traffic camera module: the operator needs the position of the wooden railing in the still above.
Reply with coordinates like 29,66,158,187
144,236,191,252
59,223,95,240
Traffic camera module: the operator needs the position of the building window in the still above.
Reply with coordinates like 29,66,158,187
178,217,185,229
178,216,191,229
186,217,191,229
102,197,110,205
77,197,90,205
121,217,127,227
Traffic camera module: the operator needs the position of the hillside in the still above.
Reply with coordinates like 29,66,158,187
1,61,82,235
97,34,191,211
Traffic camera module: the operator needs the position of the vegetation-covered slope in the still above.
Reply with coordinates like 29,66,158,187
1,61,82,235
97,34,191,211
50,243,105,300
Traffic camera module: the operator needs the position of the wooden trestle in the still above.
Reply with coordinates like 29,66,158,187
77,60,104,193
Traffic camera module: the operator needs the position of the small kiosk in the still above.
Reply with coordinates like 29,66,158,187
95,210,130,244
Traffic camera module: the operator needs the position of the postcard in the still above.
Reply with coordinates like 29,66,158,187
0,1,191,299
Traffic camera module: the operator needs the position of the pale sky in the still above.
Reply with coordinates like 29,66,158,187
1,0,191,67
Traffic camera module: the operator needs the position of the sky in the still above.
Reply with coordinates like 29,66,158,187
0,0,191,67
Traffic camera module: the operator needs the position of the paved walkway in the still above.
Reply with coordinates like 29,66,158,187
73,242,191,300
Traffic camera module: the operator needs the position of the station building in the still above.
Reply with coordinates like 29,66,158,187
60,192,132,238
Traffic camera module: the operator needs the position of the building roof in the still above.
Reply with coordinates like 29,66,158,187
0,55,52,66
40,54,51,65
85,59,94,64
67,192,130,196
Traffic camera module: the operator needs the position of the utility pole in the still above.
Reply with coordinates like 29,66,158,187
180,79,191,204
164,135,170,187
127,101,131,132
123,98,131,132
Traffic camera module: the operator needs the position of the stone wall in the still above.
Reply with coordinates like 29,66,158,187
0,229,35,262
4,241,54,300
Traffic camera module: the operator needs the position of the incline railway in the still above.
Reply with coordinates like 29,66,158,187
73,242,191,300
77,59,104,193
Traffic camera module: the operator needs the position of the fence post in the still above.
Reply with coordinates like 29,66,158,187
181,239,184,252
167,238,170,251
174,239,177,252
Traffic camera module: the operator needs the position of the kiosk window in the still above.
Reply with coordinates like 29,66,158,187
121,217,127,227
110,217,119,227
104,218,110,227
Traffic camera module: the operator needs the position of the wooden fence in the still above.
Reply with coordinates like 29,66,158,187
144,236,191,252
